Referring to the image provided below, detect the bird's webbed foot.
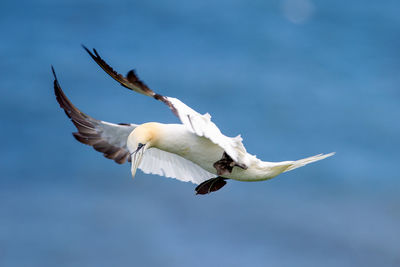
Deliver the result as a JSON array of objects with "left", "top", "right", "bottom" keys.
[
  {"left": 195, "top": 177, "right": 227, "bottom": 195},
  {"left": 213, "top": 152, "right": 247, "bottom": 176}
]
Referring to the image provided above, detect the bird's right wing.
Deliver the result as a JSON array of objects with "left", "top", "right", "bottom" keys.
[
  {"left": 53, "top": 67, "right": 137, "bottom": 164},
  {"left": 83, "top": 46, "right": 249, "bottom": 168},
  {"left": 139, "top": 148, "right": 215, "bottom": 184}
]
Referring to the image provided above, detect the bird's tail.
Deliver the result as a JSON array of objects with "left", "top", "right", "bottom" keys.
[{"left": 282, "top": 152, "right": 335, "bottom": 172}]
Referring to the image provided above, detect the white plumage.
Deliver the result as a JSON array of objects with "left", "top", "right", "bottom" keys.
[
  {"left": 139, "top": 147, "right": 215, "bottom": 184},
  {"left": 53, "top": 47, "right": 335, "bottom": 194},
  {"left": 167, "top": 97, "right": 248, "bottom": 165}
]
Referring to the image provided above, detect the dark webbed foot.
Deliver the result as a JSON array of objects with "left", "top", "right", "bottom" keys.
[
  {"left": 195, "top": 177, "right": 227, "bottom": 195},
  {"left": 213, "top": 152, "right": 247, "bottom": 175}
]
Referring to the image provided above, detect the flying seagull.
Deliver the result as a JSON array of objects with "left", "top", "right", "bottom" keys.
[{"left": 52, "top": 46, "right": 334, "bottom": 195}]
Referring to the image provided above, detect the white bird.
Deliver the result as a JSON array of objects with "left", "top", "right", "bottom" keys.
[{"left": 53, "top": 46, "right": 334, "bottom": 195}]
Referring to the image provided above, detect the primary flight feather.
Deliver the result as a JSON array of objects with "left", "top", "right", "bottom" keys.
[{"left": 53, "top": 46, "right": 334, "bottom": 195}]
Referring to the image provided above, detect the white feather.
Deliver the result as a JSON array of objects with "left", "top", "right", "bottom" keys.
[
  {"left": 138, "top": 147, "right": 215, "bottom": 184},
  {"left": 166, "top": 97, "right": 249, "bottom": 166}
]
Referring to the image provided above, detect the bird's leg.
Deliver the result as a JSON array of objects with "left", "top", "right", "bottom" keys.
[
  {"left": 213, "top": 152, "right": 247, "bottom": 175},
  {"left": 195, "top": 177, "right": 227, "bottom": 195}
]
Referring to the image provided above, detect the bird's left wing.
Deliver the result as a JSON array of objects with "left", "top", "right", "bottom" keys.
[
  {"left": 53, "top": 67, "right": 137, "bottom": 164},
  {"left": 83, "top": 46, "right": 249, "bottom": 167}
]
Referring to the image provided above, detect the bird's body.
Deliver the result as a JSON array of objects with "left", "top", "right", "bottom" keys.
[
  {"left": 130, "top": 122, "right": 332, "bottom": 183},
  {"left": 53, "top": 46, "right": 334, "bottom": 194},
  {"left": 132, "top": 123, "right": 224, "bottom": 175}
]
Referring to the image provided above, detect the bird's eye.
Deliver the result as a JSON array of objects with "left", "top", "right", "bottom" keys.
[{"left": 134, "top": 143, "right": 145, "bottom": 154}]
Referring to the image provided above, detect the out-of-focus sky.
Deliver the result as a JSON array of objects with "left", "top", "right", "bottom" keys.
[{"left": 1, "top": 0, "right": 399, "bottom": 266}]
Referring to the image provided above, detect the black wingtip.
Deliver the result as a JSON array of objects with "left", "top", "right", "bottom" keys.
[
  {"left": 81, "top": 44, "right": 92, "bottom": 54},
  {"left": 81, "top": 44, "right": 88, "bottom": 51},
  {"left": 51, "top": 65, "right": 57, "bottom": 79},
  {"left": 93, "top": 48, "right": 100, "bottom": 57},
  {"left": 82, "top": 44, "right": 97, "bottom": 59},
  {"left": 51, "top": 65, "right": 62, "bottom": 90}
]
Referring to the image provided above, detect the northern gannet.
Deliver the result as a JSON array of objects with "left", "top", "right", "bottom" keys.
[{"left": 52, "top": 46, "right": 334, "bottom": 195}]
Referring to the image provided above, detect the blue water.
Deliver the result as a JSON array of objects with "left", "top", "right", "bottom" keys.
[{"left": 1, "top": 0, "right": 399, "bottom": 266}]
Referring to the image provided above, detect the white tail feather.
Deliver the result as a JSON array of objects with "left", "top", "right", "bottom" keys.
[{"left": 283, "top": 152, "right": 335, "bottom": 172}]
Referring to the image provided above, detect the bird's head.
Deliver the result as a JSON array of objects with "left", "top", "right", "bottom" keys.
[{"left": 127, "top": 123, "right": 159, "bottom": 179}]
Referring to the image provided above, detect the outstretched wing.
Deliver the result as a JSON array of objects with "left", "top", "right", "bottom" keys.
[
  {"left": 83, "top": 46, "right": 249, "bottom": 167},
  {"left": 52, "top": 67, "right": 137, "bottom": 164},
  {"left": 139, "top": 148, "right": 215, "bottom": 184}
]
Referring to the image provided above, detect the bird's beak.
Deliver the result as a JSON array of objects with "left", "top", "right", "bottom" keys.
[{"left": 130, "top": 143, "right": 147, "bottom": 179}]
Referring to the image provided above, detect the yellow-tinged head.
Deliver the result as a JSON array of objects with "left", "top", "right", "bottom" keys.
[{"left": 127, "top": 122, "right": 161, "bottom": 179}]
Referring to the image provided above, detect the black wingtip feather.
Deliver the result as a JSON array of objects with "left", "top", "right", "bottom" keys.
[
  {"left": 53, "top": 66, "right": 131, "bottom": 165},
  {"left": 51, "top": 65, "right": 57, "bottom": 79},
  {"left": 82, "top": 45, "right": 100, "bottom": 59},
  {"left": 81, "top": 44, "right": 91, "bottom": 55},
  {"left": 82, "top": 45, "right": 100, "bottom": 62},
  {"left": 93, "top": 48, "right": 100, "bottom": 57},
  {"left": 51, "top": 66, "right": 61, "bottom": 93}
]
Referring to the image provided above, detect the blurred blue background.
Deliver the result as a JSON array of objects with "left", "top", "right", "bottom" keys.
[{"left": 1, "top": 0, "right": 399, "bottom": 266}]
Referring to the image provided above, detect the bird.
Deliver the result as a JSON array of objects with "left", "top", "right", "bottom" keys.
[{"left": 52, "top": 46, "right": 334, "bottom": 195}]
